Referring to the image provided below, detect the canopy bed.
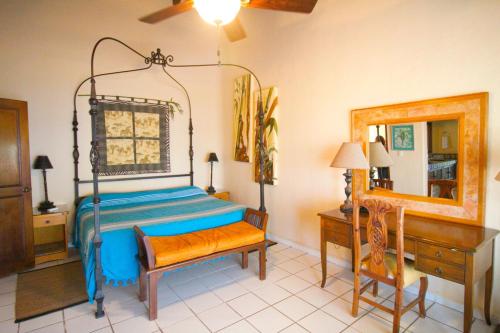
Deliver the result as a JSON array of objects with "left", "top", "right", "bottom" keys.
[{"left": 72, "top": 37, "right": 268, "bottom": 318}]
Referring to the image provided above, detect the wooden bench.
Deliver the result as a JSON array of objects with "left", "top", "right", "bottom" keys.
[{"left": 134, "top": 208, "right": 268, "bottom": 320}]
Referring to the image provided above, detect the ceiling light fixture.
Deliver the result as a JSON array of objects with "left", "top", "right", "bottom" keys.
[{"left": 194, "top": 0, "right": 241, "bottom": 26}]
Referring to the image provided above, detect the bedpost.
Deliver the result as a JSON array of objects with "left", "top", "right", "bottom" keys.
[
  {"left": 189, "top": 118, "right": 194, "bottom": 186},
  {"left": 89, "top": 75, "right": 105, "bottom": 318},
  {"left": 257, "top": 96, "right": 266, "bottom": 212},
  {"left": 73, "top": 108, "right": 80, "bottom": 206}
]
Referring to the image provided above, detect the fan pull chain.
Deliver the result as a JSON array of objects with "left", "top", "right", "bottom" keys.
[{"left": 217, "top": 23, "right": 221, "bottom": 65}]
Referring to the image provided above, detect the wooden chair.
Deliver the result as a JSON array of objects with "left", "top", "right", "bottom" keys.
[
  {"left": 352, "top": 199, "right": 428, "bottom": 333},
  {"left": 427, "top": 179, "right": 457, "bottom": 199},
  {"left": 373, "top": 178, "right": 394, "bottom": 190}
]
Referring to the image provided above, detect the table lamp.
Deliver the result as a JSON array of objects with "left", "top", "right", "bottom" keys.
[
  {"left": 369, "top": 141, "right": 393, "bottom": 190},
  {"left": 330, "top": 143, "right": 370, "bottom": 213},
  {"left": 33, "top": 155, "right": 56, "bottom": 212},
  {"left": 207, "top": 152, "right": 219, "bottom": 194}
]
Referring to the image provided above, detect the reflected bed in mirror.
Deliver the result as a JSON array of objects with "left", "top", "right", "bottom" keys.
[{"left": 368, "top": 119, "right": 459, "bottom": 200}]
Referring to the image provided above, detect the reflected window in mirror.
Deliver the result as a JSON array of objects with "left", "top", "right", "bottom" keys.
[{"left": 368, "top": 119, "right": 459, "bottom": 200}]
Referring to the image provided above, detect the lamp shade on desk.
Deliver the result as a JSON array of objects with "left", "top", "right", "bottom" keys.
[{"left": 330, "top": 143, "right": 369, "bottom": 170}]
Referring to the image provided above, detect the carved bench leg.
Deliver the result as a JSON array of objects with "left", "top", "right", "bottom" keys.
[
  {"left": 242, "top": 251, "right": 248, "bottom": 269},
  {"left": 139, "top": 265, "right": 147, "bottom": 302},
  {"left": 148, "top": 272, "right": 159, "bottom": 320},
  {"left": 259, "top": 244, "right": 266, "bottom": 280}
]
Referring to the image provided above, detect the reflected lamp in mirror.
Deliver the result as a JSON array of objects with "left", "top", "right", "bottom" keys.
[
  {"left": 330, "top": 143, "right": 369, "bottom": 213},
  {"left": 369, "top": 142, "right": 393, "bottom": 190}
]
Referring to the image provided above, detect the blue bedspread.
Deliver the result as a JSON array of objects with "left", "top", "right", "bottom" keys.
[{"left": 74, "top": 186, "right": 246, "bottom": 301}]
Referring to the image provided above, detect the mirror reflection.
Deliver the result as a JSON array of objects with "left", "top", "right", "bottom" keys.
[{"left": 368, "top": 120, "right": 459, "bottom": 200}]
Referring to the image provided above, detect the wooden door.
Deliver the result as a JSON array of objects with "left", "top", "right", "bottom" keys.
[{"left": 0, "top": 98, "right": 34, "bottom": 276}]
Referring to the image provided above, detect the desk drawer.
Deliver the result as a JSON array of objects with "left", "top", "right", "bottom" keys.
[
  {"left": 417, "top": 243, "right": 465, "bottom": 266},
  {"left": 33, "top": 214, "right": 66, "bottom": 228},
  {"left": 416, "top": 256, "right": 464, "bottom": 284},
  {"left": 323, "top": 220, "right": 351, "bottom": 247}
]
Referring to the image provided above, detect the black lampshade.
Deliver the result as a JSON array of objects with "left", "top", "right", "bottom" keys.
[
  {"left": 34, "top": 155, "right": 53, "bottom": 170},
  {"left": 208, "top": 152, "right": 219, "bottom": 163}
]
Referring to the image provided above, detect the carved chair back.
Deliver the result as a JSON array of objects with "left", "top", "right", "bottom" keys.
[
  {"left": 427, "top": 179, "right": 457, "bottom": 199},
  {"left": 353, "top": 199, "right": 405, "bottom": 283}
]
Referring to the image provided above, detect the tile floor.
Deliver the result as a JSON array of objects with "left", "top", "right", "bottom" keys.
[{"left": 0, "top": 243, "right": 495, "bottom": 333}]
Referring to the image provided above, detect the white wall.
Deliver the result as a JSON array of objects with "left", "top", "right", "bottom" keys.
[
  {"left": 221, "top": 0, "right": 500, "bottom": 320},
  {"left": 0, "top": 0, "right": 229, "bottom": 235},
  {"left": 389, "top": 122, "right": 428, "bottom": 196}
]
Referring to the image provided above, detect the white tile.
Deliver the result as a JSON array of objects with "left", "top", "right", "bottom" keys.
[
  {"left": 93, "top": 327, "right": 113, "bottom": 333},
  {"left": 212, "top": 282, "right": 248, "bottom": 302},
  {"left": 471, "top": 318, "right": 496, "bottom": 333},
  {"left": 0, "top": 275, "right": 17, "bottom": 294},
  {"left": 208, "top": 256, "right": 240, "bottom": 270},
  {"left": 64, "top": 301, "right": 97, "bottom": 320},
  {"left": 164, "top": 316, "right": 209, "bottom": 333},
  {"left": 103, "top": 284, "right": 139, "bottom": 310},
  {"left": 0, "top": 304, "right": 14, "bottom": 322},
  {"left": 198, "top": 271, "right": 234, "bottom": 290},
  {"left": 267, "top": 252, "right": 290, "bottom": 266},
  {"left": 407, "top": 316, "right": 461, "bottom": 333},
  {"left": 29, "top": 322, "right": 65, "bottom": 333},
  {"left": 198, "top": 303, "right": 241, "bottom": 332},
  {"left": 295, "top": 254, "right": 321, "bottom": 267},
  {"left": 223, "top": 265, "right": 255, "bottom": 281},
  {"left": 65, "top": 310, "right": 109, "bottom": 333},
  {"left": 155, "top": 287, "right": 181, "bottom": 309},
  {"left": 112, "top": 314, "right": 158, "bottom": 333},
  {"left": 342, "top": 327, "right": 362, "bottom": 333},
  {"left": 268, "top": 243, "right": 289, "bottom": 253},
  {"left": 334, "top": 268, "right": 363, "bottom": 285},
  {"left": 277, "top": 260, "right": 308, "bottom": 274},
  {"left": 171, "top": 279, "right": 209, "bottom": 300},
  {"left": 275, "top": 275, "right": 311, "bottom": 294},
  {"left": 296, "top": 285, "right": 336, "bottom": 308},
  {"left": 253, "top": 284, "right": 292, "bottom": 305},
  {"left": 371, "top": 299, "right": 419, "bottom": 329},
  {"left": 228, "top": 293, "right": 268, "bottom": 317},
  {"left": 274, "top": 296, "right": 316, "bottom": 321},
  {"left": 238, "top": 276, "right": 273, "bottom": 291},
  {"left": 426, "top": 303, "right": 463, "bottom": 331},
  {"left": 0, "top": 292, "right": 15, "bottom": 307},
  {"left": 295, "top": 267, "right": 325, "bottom": 284},
  {"left": 341, "top": 289, "right": 385, "bottom": 310},
  {"left": 280, "top": 248, "right": 306, "bottom": 259},
  {"left": 188, "top": 262, "right": 217, "bottom": 277},
  {"left": 184, "top": 291, "right": 222, "bottom": 313},
  {"left": 321, "top": 298, "right": 367, "bottom": 325},
  {"left": 247, "top": 307, "right": 293, "bottom": 333},
  {"left": 298, "top": 310, "right": 347, "bottom": 333},
  {"left": 266, "top": 266, "right": 290, "bottom": 282},
  {"left": 164, "top": 268, "right": 199, "bottom": 287},
  {"left": 320, "top": 277, "right": 353, "bottom": 296},
  {"left": 0, "top": 320, "right": 18, "bottom": 333},
  {"left": 19, "top": 311, "right": 63, "bottom": 333},
  {"left": 219, "top": 320, "right": 259, "bottom": 333},
  {"left": 312, "top": 262, "right": 344, "bottom": 276},
  {"left": 385, "top": 290, "right": 433, "bottom": 311},
  {"left": 279, "top": 323, "right": 309, "bottom": 333},
  {"left": 351, "top": 313, "right": 394, "bottom": 333},
  {"left": 375, "top": 282, "right": 396, "bottom": 299},
  {"left": 155, "top": 301, "right": 194, "bottom": 329},
  {"left": 107, "top": 300, "right": 146, "bottom": 324}
]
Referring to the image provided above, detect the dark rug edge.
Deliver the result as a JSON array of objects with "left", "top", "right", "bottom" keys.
[{"left": 15, "top": 299, "right": 88, "bottom": 323}]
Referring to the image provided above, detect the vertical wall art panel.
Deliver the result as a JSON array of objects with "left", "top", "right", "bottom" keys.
[
  {"left": 254, "top": 87, "right": 279, "bottom": 185},
  {"left": 232, "top": 74, "right": 254, "bottom": 162}
]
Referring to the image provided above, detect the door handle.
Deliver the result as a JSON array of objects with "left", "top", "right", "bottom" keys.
[{"left": 23, "top": 187, "right": 31, "bottom": 193}]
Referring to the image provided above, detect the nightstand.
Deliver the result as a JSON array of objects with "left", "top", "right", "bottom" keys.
[
  {"left": 209, "top": 191, "right": 230, "bottom": 201},
  {"left": 32, "top": 207, "right": 69, "bottom": 264}
]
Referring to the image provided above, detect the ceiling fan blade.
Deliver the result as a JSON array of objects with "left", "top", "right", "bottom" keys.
[
  {"left": 244, "top": 0, "right": 318, "bottom": 13},
  {"left": 139, "top": 0, "right": 194, "bottom": 24},
  {"left": 223, "top": 17, "right": 247, "bottom": 42}
]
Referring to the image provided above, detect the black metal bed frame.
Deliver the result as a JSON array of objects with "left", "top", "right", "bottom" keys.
[{"left": 73, "top": 37, "right": 266, "bottom": 318}]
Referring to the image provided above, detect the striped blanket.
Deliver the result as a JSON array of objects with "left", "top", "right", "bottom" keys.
[{"left": 74, "top": 186, "right": 246, "bottom": 301}]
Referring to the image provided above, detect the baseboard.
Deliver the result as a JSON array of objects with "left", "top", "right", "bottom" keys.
[{"left": 268, "top": 233, "right": 500, "bottom": 325}]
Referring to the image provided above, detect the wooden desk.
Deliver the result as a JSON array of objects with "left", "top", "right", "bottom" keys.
[{"left": 319, "top": 209, "right": 498, "bottom": 333}]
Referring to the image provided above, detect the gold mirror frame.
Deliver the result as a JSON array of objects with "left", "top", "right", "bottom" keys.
[{"left": 351, "top": 93, "right": 488, "bottom": 225}]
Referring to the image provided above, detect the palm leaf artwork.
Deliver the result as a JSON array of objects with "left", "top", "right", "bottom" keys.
[
  {"left": 232, "top": 74, "right": 253, "bottom": 162},
  {"left": 254, "top": 87, "right": 279, "bottom": 185}
]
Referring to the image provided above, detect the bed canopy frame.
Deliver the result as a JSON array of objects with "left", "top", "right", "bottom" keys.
[{"left": 73, "top": 37, "right": 267, "bottom": 318}]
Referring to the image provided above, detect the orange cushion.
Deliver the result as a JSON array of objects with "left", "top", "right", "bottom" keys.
[{"left": 149, "top": 221, "right": 265, "bottom": 268}]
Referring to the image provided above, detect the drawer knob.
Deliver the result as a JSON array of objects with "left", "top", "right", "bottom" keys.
[
  {"left": 435, "top": 267, "right": 443, "bottom": 275},
  {"left": 45, "top": 220, "right": 50, "bottom": 224},
  {"left": 435, "top": 251, "right": 442, "bottom": 258}
]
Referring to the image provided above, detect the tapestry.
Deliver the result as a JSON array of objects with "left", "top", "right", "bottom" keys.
[
  {"left": 96, "top": 101, "right": 170, "bottom": 175},
  {"left": 232, "top": 74, "right": 253, "bottom": 162},
  {"left": 254, "top": 87, "right": 279, "bottom": 185}
]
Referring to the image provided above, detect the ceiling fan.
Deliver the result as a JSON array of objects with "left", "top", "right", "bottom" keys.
[{"left": 139, "top": 0, "right": 318, "bottom": 42}]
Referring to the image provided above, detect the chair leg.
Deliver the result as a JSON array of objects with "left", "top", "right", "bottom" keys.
[
  {"left": 242, "top": 251, "right": 249, "bottom": 269},
  {"left": 418, "top": 276, "right": 428, "bottom": 318},
  {"left": 352, "top": 273, "right": 360, "bottom": 317},
  {"left": 139, "top": 265, "right": 147, "bottom": 302},
  {"left": 148, "top": 272, "right": 159, "bottom": 320},
  {"left": 372, "top": 280, "right": 379, "bottom": 297},
  {"left": 259, "top": 245, "right": 266, "bottom": 280},
  {"left": 393, "top": 286, "right": 403, "bottom": 333}
]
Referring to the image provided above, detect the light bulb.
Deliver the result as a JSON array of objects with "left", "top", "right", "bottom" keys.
[{"left": 194, "top": 0, "right": 241, "bottom": 26}]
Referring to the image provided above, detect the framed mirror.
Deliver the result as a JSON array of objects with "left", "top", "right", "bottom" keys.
[{"left": 351, "top": 93, "right": 487, "bottom": 225}]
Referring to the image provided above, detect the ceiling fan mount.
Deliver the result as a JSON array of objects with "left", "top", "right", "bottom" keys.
[{"left": 139, "top": 0, "right": 318, "bottom": 42}]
